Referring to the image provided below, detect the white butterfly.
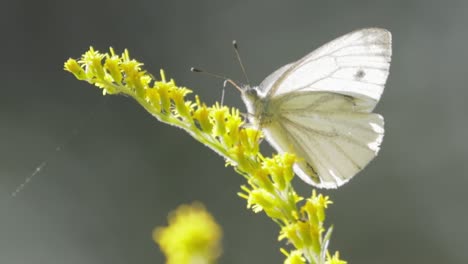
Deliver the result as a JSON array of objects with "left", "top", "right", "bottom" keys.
[{"left": 241, "top": 28, "right": 392, "bottom": 188}]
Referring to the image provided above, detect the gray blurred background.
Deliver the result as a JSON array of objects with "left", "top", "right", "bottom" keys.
[{"left": 1, "top": 0, "right": 467, "bottom": 263}]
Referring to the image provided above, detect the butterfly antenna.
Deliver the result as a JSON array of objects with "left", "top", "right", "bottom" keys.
[
  {"left": 220, "top": 80, "right": 227, "bottom": 105},
  {"left": 190, "top": 67, "right": 243, "bottom": 93},
  {"left": 232, "top": 40, "right": 250, "bottom": 86}
]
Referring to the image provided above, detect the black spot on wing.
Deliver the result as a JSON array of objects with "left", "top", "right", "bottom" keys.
[{"left": 354, "top": 69, "right": 366, "bottom": 80}]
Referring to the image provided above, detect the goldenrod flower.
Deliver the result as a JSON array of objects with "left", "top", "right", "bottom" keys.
[
  {"left": 154, "top": 203, "right": 222, "bottom": 264},
  {"left": 65, "top": 47, "right": 345, "bottom": 264}
]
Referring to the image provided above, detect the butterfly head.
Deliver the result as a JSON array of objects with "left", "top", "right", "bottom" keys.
[{"left": 240, "top": 85, "right": 267, "bottom": 125}]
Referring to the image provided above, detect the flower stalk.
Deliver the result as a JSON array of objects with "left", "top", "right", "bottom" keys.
[{"left": 64, "top": 47, "right": 346, "bottom": 264}]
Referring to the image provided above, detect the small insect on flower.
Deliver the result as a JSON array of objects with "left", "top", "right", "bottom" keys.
[{"left": 237, "top": 28, "right": 392, "bottom": 188}]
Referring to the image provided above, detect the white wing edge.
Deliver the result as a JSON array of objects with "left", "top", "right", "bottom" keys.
[{"left": 259, "top": 28, "right": 392, "bottom": 111}]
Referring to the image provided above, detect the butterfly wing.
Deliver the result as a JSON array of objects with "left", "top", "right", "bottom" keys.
[
  {"left": 263, "top": 92, "right": 384, "bottom": 188},
  {"left": 257, "top": 28, "right": 391, "bottom": 187},
  {"left": 259, "top": 28, "right": 392, "bottom": 112}
]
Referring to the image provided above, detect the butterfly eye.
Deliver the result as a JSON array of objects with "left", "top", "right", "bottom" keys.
[{"left": 245, "top": 87, "right": 258, "bottom": 97}]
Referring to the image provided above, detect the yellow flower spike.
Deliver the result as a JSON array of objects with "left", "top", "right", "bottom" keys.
[
  {"left": 249, "top": 189, "right": 290, "bottom": 220},
  {"left": 282, "top": 249, "right": 306, "bottom": 264},
  {"left": 140, "top": 74, "right": 152, "bottom": 87},
  {"left": 297, "top": 221, "right": 316, "bottom": 251},
  {"left": 81, "top": 47, "right": 106, "bottom": 80},
  {"left": 104, "top": 53, "right": 123, "bottom": 84},
  {"left": 308, "top": 225, "right": 322, "bottom": 255},
  {"left": 228, "top": 145, "right": 251, "bottom": 171},
  {"left": 144, "top": 88, "right": 162, "bottom": 112},
  {"left": 302, "top": 199, "right": 320, "bottom": 227},
  {"left": 210, "top": 103, "right": 228, "bottom": 138},
  {"left": 156, "top": 82, "right": 172, "bottom": 114},
  {"left": 120, "top": 60, "right": 138, "bottom": 80},
  {"left": 171, "top": 88, "right": 193, "bottom": 120},
  {"left": 238, "top": 127, "right": 261, "bottom": 156},
  {"left": 280, "top": 220, "right": 322, "bottom": 258},
  {"left": 248, "top": 189, "right": 278, "bottom": 215},
  {"left": 279, "top": 153, "right": 296, "bottom": 183},
  {"left": 304, "top": 191, "right": 333, "bottom": 224},
  {"left": 263, "top": 156, "right": 286, "bottom": 189},
  {"left": 248, "top": 189, "right": 273, "bottom": 209},
  {"left": 325, "top": 252, "right": 347, "bottom": 264},
  {"left": 223, "top": 111, "right": 243, "bottom": 148},
  {"left": 64, "top": 58, "right": 87, "bottom": 80},
  {"left": 65, "top": 47, "right": 343, "bottom": 264},
  {"left": 279, "top": 223, "right": 304, "bottom": 249},
  {"left": 251, "top": 168, "right": 275, "bottom": 192},
  {"left": 121, "top": 60, "right": 146, "bottom": 96},
  {"left": 154, "top": 202, "right": 222, "bottom": 264},
  {"left": 194, "top": 106, "right": 213, "bottom": 133}
]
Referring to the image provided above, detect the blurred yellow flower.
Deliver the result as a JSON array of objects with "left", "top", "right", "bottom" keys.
[{"left": 153, "top": 203, "right": 222, "bottom": 264}]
